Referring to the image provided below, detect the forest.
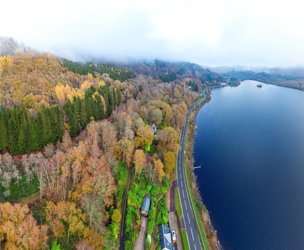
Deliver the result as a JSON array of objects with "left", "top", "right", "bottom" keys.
[
  {"left": 62, "top": 59, "right": 136, "bottom": 82},
  {"left": 0, "top": 48, "right": 209, "bottom": 249}
]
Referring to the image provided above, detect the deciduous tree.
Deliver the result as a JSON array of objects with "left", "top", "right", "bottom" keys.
[
  {"left": 134, "top": 125, "right": 154, "bottom": 149},
  {"left": 116, "top": 137, "right": 134, "bottom": 167},
  {"left": 156, "top": 127, "right": 179, "bottom": 153},
  {"left": 134, "top": 149, "right": 145, "bottom": 176},
  {"left": 0, "top": 202, "right": 48, "bottom": 250},
  {"left": 154, "top": 159, "right": 165, "bottom": 183},
  {"left": 164, "top": 151, "right": 176, "bottom": 175}
]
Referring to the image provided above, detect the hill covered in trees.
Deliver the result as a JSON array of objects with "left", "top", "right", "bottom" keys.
[
  {"left": 220, "top": 69, "right": 304, "bottom": 91},
  {"left": 0, "top": 38, "right": 220, "bottom": 249},
  {"left": 124, "top": 59, "right": 225, "bottom": 86},
  {"left": 62, "top": 59, "right": 136, "bottom": 82}
]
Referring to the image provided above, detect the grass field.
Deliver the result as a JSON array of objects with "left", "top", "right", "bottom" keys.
[
  {"left": 175, "top": 188, "right": 182, "bottom": 218},
  {"left": 181, "top": 229, "right": 190, "bottom": 250}
]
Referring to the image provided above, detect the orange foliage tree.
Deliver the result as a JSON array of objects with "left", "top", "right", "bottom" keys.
[{"left": 0, "top": 202, "right": 48, "bottom": 250}]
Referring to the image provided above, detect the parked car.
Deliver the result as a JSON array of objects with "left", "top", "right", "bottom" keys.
[{"left": 171, "top": 230, "right": 177, "bottom": 243}]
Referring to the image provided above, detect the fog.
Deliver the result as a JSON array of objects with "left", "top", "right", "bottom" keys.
[{"left": 1, "top": 0, "right": 304, "bottom": 67}]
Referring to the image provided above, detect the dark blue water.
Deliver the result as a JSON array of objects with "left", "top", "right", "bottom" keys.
[{"left": 194, "top": 81, "right": 304, "bottom": 250}]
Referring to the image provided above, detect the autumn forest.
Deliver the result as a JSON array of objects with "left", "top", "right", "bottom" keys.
[{"left": 0, "top": 38, "right": 222, "bottom": 250}]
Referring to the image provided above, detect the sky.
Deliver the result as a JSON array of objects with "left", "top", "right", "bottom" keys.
[{"left": 0, "top": 0, "right": 304, "bottom": 67}]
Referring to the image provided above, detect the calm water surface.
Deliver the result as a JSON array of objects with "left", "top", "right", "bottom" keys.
[{"left": 194, "top": 81, "right": 304, "bottom": 250}]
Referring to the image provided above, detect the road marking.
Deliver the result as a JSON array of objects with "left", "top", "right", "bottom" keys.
[
  {"left": 184, "top": 201, "right": 188, "bottom": 210},
  {"left": 187, "top": 213, "right": 191, "bottom": 224},
  {"left": 182, "top": 189, "right": 185, "bottom": 197},
  {"left": 190, "top": 227, "right": 194, "bottom": 240}
]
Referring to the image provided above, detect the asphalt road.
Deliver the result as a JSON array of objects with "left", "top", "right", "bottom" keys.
[{"left": 177, "top": 97, "right": 205, "bottom": 250}]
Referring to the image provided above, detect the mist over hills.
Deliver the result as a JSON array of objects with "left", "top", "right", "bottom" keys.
[
  {"left": 218, "top": 68, "right": 304, "bottom": 91},
  {"left": 1, "top": 37, "right": 304, "bottom": 91},
  {"left": 0, "top": 37, "right": 30, "bottom": 55}
]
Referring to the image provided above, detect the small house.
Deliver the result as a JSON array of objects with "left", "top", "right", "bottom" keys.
[
  {"left": 141, "top": 194, "right": 151, "bottom": 216},
  {"left": 158, "top": 224, "right": 173, "bottom": 250}
]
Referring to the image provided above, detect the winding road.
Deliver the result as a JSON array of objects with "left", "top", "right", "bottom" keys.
[{"left": 176, "top": 96, "right": 208, "bottom": 250}]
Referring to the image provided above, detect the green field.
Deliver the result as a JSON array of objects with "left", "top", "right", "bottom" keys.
[
  {"left": 175, "top": 188, "right": 182, "bottom": 218},
  {"left": 181, "top": 229, "right": 190, "bottom": 250}
]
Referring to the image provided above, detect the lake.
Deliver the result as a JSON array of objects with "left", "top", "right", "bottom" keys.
[{"left": 194, "top": 80, "right": 304, "bottom": 250}]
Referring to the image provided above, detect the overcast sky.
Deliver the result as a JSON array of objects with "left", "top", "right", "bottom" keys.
[{"left": 1, "top": 0, "right": 304, "bottom": 67}]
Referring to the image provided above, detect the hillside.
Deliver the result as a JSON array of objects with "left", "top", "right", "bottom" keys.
[
  {"left": 221, "top": 69, "right": 304, "bottom": 91},
  {"left": 0, "top": 40, "right": 220, "bottom": 249},
  {"left": 124, "top": 59, "right": 225, "bottom": 86},
  {"left": 0, "top": 54, "right": 85, "bottom": 107}
]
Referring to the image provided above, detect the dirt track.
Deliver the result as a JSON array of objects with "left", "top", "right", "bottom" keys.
[
  {"left": 169, "top": 212, "right": 183, "bottom": 250},
  {"left": 134, "top": 217, "right": 148, "bottom": 250}
]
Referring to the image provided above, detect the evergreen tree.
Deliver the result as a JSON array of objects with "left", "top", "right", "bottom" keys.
[
  {"left": 117, "top": 89, "right": 122, "bottom": 105},
  {"left": 108, "top": 88, "right": 115, "bottom": 108},
  {"left": 8, "top": 119, "right": 18, "bottom": 155},
  {"left": 0, "top": 104, "right": 65, "bottom": 154},
  {"left": 0, "top": 113, "right": 8, "bottom": 152},
  {"left": 95, "top": 95, "right": 104, "bottom": 120},
  {"left": 80, "top": 101, "right": 88, "bottom": 129},
  {"left": 40, "top": 108, "right": 53, "bottom": 145},
  {"left": 85, "top": 97, "right": 93, "bottom": 121},
  {"left": 17, "top": 124, "right": 27, "bottom": 154},
  {"left": 74, "top": 97, "right": 81, "bottom": 128},
  {"left": 29, "top": 120, "right": 41, "bottom": 151}
]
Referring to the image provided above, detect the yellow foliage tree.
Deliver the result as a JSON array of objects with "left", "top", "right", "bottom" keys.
[
  {"left": 80, "top": 80, "right": 92, "bottom": 91},
  {"left": 98, "top": 80, "right": 105, "bottom": 87},
  {"left": 46, "top": 201, "right": 86, "bottom": 238},
  {"left": 164, "top": 151, "right": 176, "bottom": 175},
  {"left": 112, "top": 209, "right": 122, "bottom": 224},
  {"left": 54, "top": 83, "right": 70, "bottom": 102},
  {"left": 134, "top": 149, "right": 145, "bottom": 176},
  {"left": 134, "top": 125, "right": 154, "bottom": 149},
  {"left": 117, "top": 137, "right": 134, "bottom": 166},
  {"left": 154, "top": 159, "right": 165, "bottom": 183},
  {"left": 55, "top": 83, "right": 85, "bottom": 102}
]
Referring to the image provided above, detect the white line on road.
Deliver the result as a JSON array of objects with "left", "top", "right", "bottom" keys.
[
  {"left": 184, "top": 200, "right": 188, "bottom": 210},
  {"left": 190, "top": 227, "right": 194, "bottom": 241},
  {"left": 187, "top": 213, "right": 191, "bottom": 224}
]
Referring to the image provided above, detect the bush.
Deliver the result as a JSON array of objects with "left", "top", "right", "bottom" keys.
[
  {"left": 147, "top": 201, "right": 155, "bottom": 234},
  {"left": 51, "top": 240, "right": 61, "bottom": 250},
  {"left": 156, "top": 198, "right": 168, "bottom": 225}
]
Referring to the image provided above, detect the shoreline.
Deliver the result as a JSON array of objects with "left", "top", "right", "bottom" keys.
[{"left": 185, "top": 93, "right": 221, "bottom": 249}]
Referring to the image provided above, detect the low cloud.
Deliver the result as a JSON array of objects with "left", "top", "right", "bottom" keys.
[{"left": 1, "top": 0, "right": 303, "bottom": 66}]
